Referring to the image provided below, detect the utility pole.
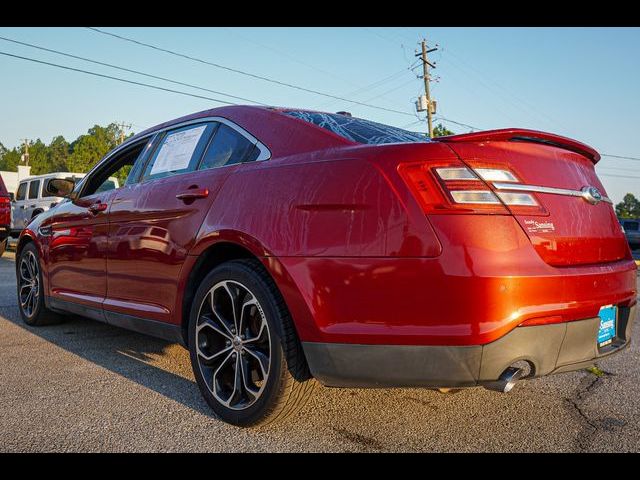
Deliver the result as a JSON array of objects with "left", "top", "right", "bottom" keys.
[
  {"left": 416, "top": 39, "right": 438, "bottom": 138},
  {"left": 116, "top": 122, "right": 132, "bottom": 145},
  {"left": 21, "top": 139, "right": 29, "bottom": 166}
]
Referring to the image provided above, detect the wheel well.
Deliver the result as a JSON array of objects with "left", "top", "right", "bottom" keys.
[
  {"left": 16, "top": 235, "right": 33, "bottom": 258},
  {"left": 31, "top": 209, "right": 44, "bottom": 219},
  {"left": 180, "top": 242, "right": 255, "bottom": 345}
]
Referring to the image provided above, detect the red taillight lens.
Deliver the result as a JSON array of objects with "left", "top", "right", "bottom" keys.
[
  {"left": 0, "top": 196, "right": 10, "bottom": 224},
  {"left": 398, "top": 162, "right": 508, "bottom": 214},
  {"left": 398, "top": 162, "right": 548, "bottom": 216}
]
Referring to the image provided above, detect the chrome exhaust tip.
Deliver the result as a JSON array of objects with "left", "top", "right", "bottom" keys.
[{"left": 483, "top": 366, "right": 526, "bottom": 393}]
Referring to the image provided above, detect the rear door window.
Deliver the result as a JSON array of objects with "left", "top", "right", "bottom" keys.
[
  {"left": 28, "top": 180, "right": 40, "bottom": 200},
  {"left": 16, "top": 183, "right": 27, "bottom": 201},
  {"left": 142, "top": 123, "right": 214, "bottom": 181}
]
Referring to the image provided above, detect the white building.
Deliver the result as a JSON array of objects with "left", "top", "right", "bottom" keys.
[{"left": 0, "top": 165, "right": 32, "bottom": 195}]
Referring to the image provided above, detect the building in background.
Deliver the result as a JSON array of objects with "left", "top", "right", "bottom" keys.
[{"left": 0, "top": 165, "right": 32, "bottom": 196}]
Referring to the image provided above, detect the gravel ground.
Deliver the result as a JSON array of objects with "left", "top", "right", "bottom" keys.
[{"left": 1, "top": 248, "right": 639, "bottom": 452}]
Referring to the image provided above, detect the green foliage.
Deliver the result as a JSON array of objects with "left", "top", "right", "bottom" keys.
[
  {"left": 432, "top": 123, "right": 455, "bottom": 138},
  {"left": 615, "top": 193, "right": 640, "bottom": 219},
  {"left": 67, "top": 124, "right": 120, "bottom": 174},
  {"left": 0, "top": 123, "right": 125, "bottom": 177}
]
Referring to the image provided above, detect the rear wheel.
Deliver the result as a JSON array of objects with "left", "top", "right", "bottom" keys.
[
  {"left": 17, "top": 242, "right": 63, "bottom": 326},
  {"left": 188, "top": 259, "right": 315, "bottom": 427}
]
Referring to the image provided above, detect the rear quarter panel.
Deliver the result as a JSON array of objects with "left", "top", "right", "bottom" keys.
[{"left": 187, "top": 143, "right": 455, "bottom": 340}]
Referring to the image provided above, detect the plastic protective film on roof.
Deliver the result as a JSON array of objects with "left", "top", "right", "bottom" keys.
[{"left": 285, "top": 111, "right": 430, "bottom": 145}]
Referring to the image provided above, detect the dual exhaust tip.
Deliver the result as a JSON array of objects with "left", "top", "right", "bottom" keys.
[{"left": 483, "top": 366, "right": 527, "bottom": 393}]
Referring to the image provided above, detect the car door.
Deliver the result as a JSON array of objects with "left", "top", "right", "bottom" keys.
[
  {"left": 46, "top": 139, "right": 152, "bottom": 315},
  {"left": 105, "top": 120, "right": 261, "bottom": 325},
  {"left": 25, "top": 179, "right": 41, "bottom": 224},
  {"left": 12, "top": 181, "right": 28, "bottom": 230}
]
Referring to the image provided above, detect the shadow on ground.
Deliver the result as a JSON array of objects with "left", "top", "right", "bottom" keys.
[{"left": 0, "top": 253, "right": 211, "bottom": 416}]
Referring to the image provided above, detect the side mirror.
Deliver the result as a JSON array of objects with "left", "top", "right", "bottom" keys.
[{"left": 46, "top": 178, "right": 76, "bottom": 198}]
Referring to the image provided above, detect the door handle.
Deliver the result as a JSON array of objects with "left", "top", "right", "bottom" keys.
[
  {"left": 176, "top": 188, "right": 209, "bottom": 201},
  {"left": 88, "top": 202, "right": 108, "bottom": 214}
]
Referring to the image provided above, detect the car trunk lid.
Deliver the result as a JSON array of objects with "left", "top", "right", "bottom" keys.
[{"left": 436, "top": 129, "right": 628, "bottom": 266}]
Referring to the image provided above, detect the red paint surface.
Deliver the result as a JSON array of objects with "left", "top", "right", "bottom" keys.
[{"left": 18, "top": 106, "right": 638, "bottom": 348}]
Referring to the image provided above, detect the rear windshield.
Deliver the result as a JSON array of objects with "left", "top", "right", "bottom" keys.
[{"left": 285, "top": 111, "right": 429, "bottom": 145}]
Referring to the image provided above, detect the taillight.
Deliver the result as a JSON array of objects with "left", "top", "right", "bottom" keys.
[{"left": 398, "top": 163, "right": 547, "bottom": 215}]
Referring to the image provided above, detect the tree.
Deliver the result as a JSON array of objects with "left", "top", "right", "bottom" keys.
[
  {"left": 432, "top": 123, "right": 455, "bottom": 138},
  {"left": 615, "top": 193, "right": 640, "bottom": 219},
  {"left": 67, "top": 124, "right": 120, "bottom": 173},
  {"left": 27, "top": 139, "right": 52, "bottom": 175},
  {"left": 47, "top": 136, "right": 70, "bottom": 173}
]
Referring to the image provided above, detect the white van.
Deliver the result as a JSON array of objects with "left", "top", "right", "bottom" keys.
[{"left": 10, "top": 172, "right": 119, "bottom": 236}]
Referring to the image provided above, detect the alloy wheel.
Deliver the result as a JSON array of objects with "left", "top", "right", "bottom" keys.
[
  {"left": 19, "top": 250, "right": 40, "bottom": 318},
  {"left": 195, "top": 280, "right": 271, "bottom": 411}
]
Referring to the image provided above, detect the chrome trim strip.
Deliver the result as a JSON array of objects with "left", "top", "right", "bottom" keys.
[{"left": 492, "top": 182, "right": 613, "bottom": 204}]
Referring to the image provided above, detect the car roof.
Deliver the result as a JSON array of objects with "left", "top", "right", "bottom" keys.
[{"left": 123, "top": 105, "right": 354, "bottom": 158}]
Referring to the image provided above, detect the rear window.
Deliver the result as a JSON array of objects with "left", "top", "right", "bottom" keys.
[
  {"left": 284, "top": 111, "right": 429, "bottom": 145},
  {"left": 623, "top": 221, "right": 639, "bottom": 231}
]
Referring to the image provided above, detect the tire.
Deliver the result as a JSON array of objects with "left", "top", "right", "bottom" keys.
[
  {"left": 188, "top": 258, "right": 315, "bottom": 427},
  {"left": 0, "top": 238, "right": 6, "bottom": 257},
  {"left": 17, "top": 242, "right": 63, "bottom": 326}
]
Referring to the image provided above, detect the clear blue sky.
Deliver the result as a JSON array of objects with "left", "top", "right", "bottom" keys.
[{"left": 1, "top": 27, "right": 638, "bottom": 203}]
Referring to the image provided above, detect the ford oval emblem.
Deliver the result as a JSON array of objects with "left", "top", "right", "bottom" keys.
[{"left": 581, "top": 186, "right": 603, "bottom": 205}]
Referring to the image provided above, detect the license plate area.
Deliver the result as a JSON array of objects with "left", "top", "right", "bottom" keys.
[{"left": 597, "top": 305, "right": 617, "bottom": 349}]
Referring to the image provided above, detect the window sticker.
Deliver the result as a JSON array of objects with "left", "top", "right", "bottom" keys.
[{"left": 150, "top": 125, "right": 207, "bottom": 175}]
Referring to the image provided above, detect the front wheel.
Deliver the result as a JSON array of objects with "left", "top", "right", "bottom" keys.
[
  {"left": 188, "top": 259, "right": 315, "bottom": 427},
  {"left": 17, "top": 242, "right": 63, "bottom": 326}
]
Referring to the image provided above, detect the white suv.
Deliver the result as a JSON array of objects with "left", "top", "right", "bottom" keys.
[{"left": 10, "top": 172, "right": 119, "bottom": 236}]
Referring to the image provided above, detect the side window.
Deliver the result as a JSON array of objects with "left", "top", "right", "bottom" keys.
[
  {"left": 80, "top": 140, "right": 150, "bottom": 198},
  {"left": 16, "top": 183, "right": 27, "bottom": 201},
  {"left": 28, "top": 180, "right": 40, "bottom": 200},
  {"left": 142, "top": 123, "right": 213, "bottom": 181},
  {"left": 199, "top": 123, "right": 257, "bottom": 170}
]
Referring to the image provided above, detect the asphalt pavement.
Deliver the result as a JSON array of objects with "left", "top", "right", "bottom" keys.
[{"left": 1, "top": 247, "right": 639, "bottom": 452}]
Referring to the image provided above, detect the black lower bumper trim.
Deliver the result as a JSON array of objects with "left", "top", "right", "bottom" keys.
[{"left": 302, "top": 304, "right": 636, "bottom": 388}]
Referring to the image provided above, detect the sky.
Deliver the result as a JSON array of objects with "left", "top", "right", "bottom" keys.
[{"left": 0, "top": 27, "right": 638, "bottom": 203}]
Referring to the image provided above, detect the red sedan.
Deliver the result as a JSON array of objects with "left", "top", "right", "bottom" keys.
[{"left": 16, "top": 106, "right": 638, "bottom": 426}]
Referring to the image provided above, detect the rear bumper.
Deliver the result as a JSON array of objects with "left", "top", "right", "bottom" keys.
[{"left": 303, "top": 304, "right": 636, "bottom": 388}]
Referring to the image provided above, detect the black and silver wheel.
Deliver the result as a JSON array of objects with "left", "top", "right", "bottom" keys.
[
  {"left": 188, "top": 259, "right": 315, "bottom": 427},
  {"left": 17, "top": 242, "right": 62, "bottom": 326}
]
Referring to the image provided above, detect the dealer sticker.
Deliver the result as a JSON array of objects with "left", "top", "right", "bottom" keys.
[{"left": 523, "top": 219, "right": 556, "bottom": 233}]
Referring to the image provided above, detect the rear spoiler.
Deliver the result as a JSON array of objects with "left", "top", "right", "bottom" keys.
[{"left": 434, "top": 128, "right": 600, "bottom": 164}]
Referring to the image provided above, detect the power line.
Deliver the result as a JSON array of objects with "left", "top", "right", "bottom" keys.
[
  {"left": 599, "top": 173, "right": 640, "bottom": 179},
  {"left": 601, "top": 154, "right": 640, "bottom": 162},
  {"left": 440, "top": 46, "right": 571, "bottom": 134},
  {"left": 86, "top": 27, "right": 416, "bottom": 118},
  {"left": 314, "top": 60, "right": 420, "bottom": 110},
  {"left": 0, "top": 50, "right": 238, "bottom": 106},
  {"left": 221, "top": 27, "right": 361, "bottom": 88},
  {"left": 434, "top": 116, "right": 483, "bottom": 131},
  {"left": 0, "top": 35, "right": 267, "bottom": 106}
]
